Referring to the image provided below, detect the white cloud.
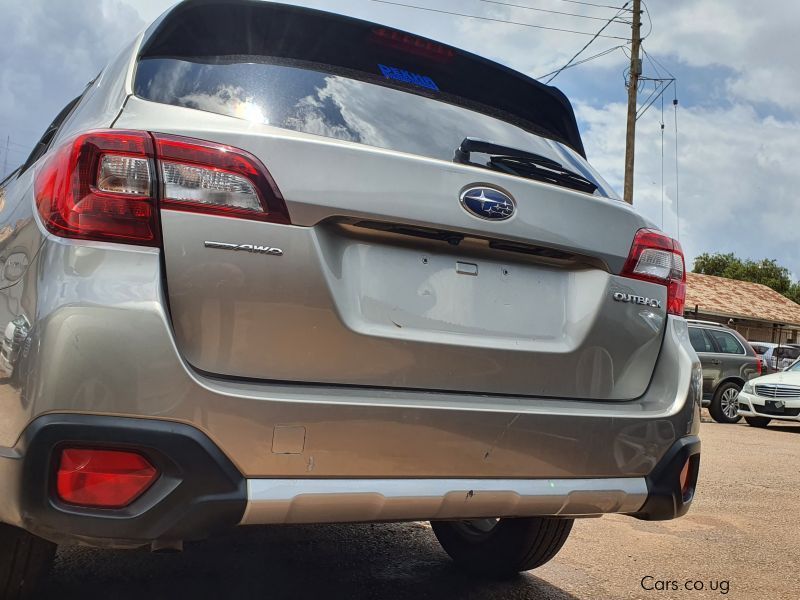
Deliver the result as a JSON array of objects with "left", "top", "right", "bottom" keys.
[
  {"left": 643, "top": 0, "right": 798, "bottom": 111},
  {"left": 0, "top": 0, "right": 146, "bottom": 167},
  {"left": 578, "top": 100, "right": 800, "bottom": 272},
  {"left": 2, "top": 0, "right": 800, "bottom": 277}
]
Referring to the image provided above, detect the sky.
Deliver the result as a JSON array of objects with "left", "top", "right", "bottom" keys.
[{"left": 0, "top": 0, "right": 797, "bottom": 275}]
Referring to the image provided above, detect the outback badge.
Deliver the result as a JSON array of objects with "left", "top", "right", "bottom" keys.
[{"left": 613, "top": 292, "right": 662, "bottom": 309}]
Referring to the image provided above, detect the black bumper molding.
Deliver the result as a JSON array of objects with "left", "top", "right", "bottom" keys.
[
  {"left": 14, "top": 414, "right": 246, "bottom": 547},
  {"left": 633, "top": 435, "right": 701, "bottom": 521}
]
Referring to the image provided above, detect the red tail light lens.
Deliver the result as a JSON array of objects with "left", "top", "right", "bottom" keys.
[
  {"left": 621, "top": 228, "right": 686, "bottom": 316},
  {"left": 35, "top": 131, "right": 158, "bottom": 245},
  {"left": 34, "top": 130, "right": 290, "bottom": 246},
  {"left": 152, "top": 133, "right": 290, "bottom": 223},
  {"left": 56, "top": 448, "right": 159, "bottom": 508}
]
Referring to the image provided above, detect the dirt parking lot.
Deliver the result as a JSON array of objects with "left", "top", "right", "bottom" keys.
[{"left": 40, "top": 418, "right": 800, "bottom": 600}]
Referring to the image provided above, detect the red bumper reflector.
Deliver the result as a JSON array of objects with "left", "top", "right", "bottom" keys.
[
  {"left": 679, "top": 456, "right": 697, "bottom": 501},
  {"left": 56, "top": 448, "right": 159, "bottom": 508}
]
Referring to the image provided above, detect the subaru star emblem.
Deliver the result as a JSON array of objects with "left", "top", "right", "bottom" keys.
[{"left": 460, "top": 186, "right": 515, "bottom": 221}]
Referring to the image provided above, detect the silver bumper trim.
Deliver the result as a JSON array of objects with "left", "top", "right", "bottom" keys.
[{"left": 240, "top": 477, "right": 649, "bottom": 524}]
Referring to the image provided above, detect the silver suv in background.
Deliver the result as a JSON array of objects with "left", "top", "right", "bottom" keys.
[
  {"left": 687, "top": 320, "right": 761, "bottom": 423},
  {"left": 0, "top": 1, "right": 701, "bottom": 596},
  {"left": 748, "top": 342, "right": 800, "bottom": 373}
]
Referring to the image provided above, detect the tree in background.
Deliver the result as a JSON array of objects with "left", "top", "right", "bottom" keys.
[{"left": 693, "top": 253, "right": 800, "bottom": 304}]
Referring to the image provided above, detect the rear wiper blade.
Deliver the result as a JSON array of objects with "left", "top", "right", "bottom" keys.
[{"left": 453, "top": 137, "right": 597, "bottom": 194}]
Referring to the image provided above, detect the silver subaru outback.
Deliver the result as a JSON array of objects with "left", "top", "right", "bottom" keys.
[{"left": 0, "top": 0, "right": 701, "bottom": 595}]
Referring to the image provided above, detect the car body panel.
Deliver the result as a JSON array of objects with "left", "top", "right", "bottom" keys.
[
  {"left": 116, "top": 98, "right": 668, "bottom": 399},
  {"left": 0, "top": 0, "right": 701, "bottom": 544},
  {"left": 0, "top": 233, "right": 699, "bottom": 480}
]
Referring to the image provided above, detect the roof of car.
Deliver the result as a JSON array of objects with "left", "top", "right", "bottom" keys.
[{"left": 686, "top": 319, "right": 731, "bottom": 328}]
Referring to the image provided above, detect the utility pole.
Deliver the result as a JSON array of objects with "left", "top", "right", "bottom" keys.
[
  {"left": 623, "top": 0, "right": 642, "bottom": 204},
  {"left": 2, "top": 136, "right": 9, "bottom": 179}
]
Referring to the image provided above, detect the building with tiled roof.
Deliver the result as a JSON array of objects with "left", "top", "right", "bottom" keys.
[{"left": 685, "top": 272, "right": 800, "bottom": 344}]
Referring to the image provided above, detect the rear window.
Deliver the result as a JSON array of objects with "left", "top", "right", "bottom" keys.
[
  {"left": 134, "top": 0, "right": 614, "bottom": 198},
  {"left": 774, "top": 347, "right": 800, "bottom": 360},
  {"left": 689, "top": 327, "right": 714, "bottom": 353},
  {"left": 134, "top": 59, "right": 612, "bottom": 197},
  {"left": 706, "top": 330, "right": 745, "bottom": 355}
]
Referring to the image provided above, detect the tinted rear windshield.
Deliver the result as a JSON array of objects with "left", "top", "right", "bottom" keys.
[
  {"left": 136, "top": 0, "right": 613, "bottom": 196},
  {"left": 135, "top": 58, "right": 613, "bottom": 197}
]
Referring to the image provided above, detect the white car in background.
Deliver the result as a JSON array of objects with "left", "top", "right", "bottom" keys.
[{"left": 738, "top": 360, "right": 800, "bottom": 426}]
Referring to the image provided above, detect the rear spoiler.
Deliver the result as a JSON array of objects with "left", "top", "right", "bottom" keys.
[{"left": 139, "top": 0, "right": 587, "bottom": 157}]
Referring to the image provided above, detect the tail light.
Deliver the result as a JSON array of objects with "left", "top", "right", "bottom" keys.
[
  {"left": 34, "top": 131, "right": 158, "bottom": 245},
  {"left": 152, "top": 133, "right": 289, "bottom": 223},
  {"left": 34, "top": 130, "right": 289, "bottom": 245},
  {"left": 755, "top": 356, "right": 763, "bottom": 375},
  {"left": 621, "top": 228, "right": 686, "bottom": 316},
  {"left": 56, "top": 448, "right": 159, "bottom": 508}
]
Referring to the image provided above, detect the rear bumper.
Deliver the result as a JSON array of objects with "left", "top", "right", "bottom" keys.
[
  {"left": 242, "top": 477, "right": 648, "bottom": 524},
  {"left": 0, "top": 238, "right": 703, "bottom": 544},
  {"left": 0, "top": 414, "right": 246, "bottom": 547},
  {"left": 0, "top": 237, "right": 702, "bottom": 481},
  {"left": 0, "top": 414, "right": 698, "bottom": 546}
]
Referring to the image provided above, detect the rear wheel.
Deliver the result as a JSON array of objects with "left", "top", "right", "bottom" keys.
[
  {"left": 709, "top": 382, "right": 742, "bottom": 423},
  {"left": 745, "top": 416, "right": 771, "bottom": 428},
  {"left": 0, "top": 524, "right": 56, "bottom": 599},
  {"left": 431, "top": 517, "right": 573, "bottom": 579}
]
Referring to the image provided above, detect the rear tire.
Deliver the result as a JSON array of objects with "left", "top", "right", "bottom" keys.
[
  {"left": 431, "top": 517, "right": 573, "bottom": 579},
  {"left": 709, "top": 382, "right": 742, "bottom": 423},
  {"left": 745, "top": 416, "right": 771, "bottom": 428},
  {"left": 0, "top": 524, "right": 56, "bottom": 599}
]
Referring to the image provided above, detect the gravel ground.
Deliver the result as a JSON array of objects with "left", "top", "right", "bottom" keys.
[{"left": 40, "top": 419, "right": 800, "bottom": 600}]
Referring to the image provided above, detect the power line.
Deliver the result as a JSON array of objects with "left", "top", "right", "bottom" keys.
[
  {"left": 558, "top": 0, "right": 633, "bottom": 10},
  {"left": 537, "top": 45, "right": 624, "bottom": 80},
  {"left": 541, "top": 1, "right": 630, "bottom": 84},
  {"left": 642, "top": 46, "right": 664, "bottom": 78},
  {"left": 645, "top": 47, "right": 675, "bottom": 79},
  {"left": 640, "top": 0, "right": 653, "bottom": 39},
  {"left": 1, "top": 146, "right": 28, "bottom": 157},
  {"left": 478, "top": 0, "right": 630, "bottom": 23},
  {"left": 635, "top": 46, "right": 675, "bottom": 120},
  {"left": 637, "top": 78, "right": 673, "bottom": 120},
  {"left": 365, "top": 0, "right": 630, "bottom": 39},
  {"left": 5, "top": 140, "right": 30, "bottom": 150},
  {"left": 1, "top": 137, "right": 8, "bottom": 179}
]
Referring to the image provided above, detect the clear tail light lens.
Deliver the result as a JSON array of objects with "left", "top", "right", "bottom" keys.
[
  {"left": 56, "top": 448, "right": 159, "bottom": 509},
  {"left": 96, "top": 154, "right": 152, "bottom": 195},
  {"left": 152, "top": 132, "right": 290, "bottom": 223},
  {"left": 621, "top": 228, "right": 686, "bottom": 316},
  {"left": 161, "top": 161, "right": 262, "bottom": 212},
  {"left": 34, "top": 129, "right": 290, "bottom": 246}
]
